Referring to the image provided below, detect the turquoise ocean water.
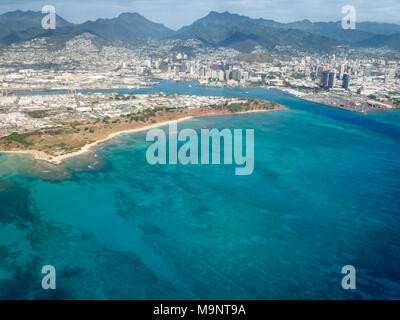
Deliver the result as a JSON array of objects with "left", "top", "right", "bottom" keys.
[{"left": 1, "top": 80, "right": 399, "bottom": 299}]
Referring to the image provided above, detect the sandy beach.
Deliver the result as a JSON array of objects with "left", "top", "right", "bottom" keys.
[
  {"left": 0, "top": 109, "right": 283, "bottom": 165},
  {"left": 0, "top": 116, "right": 194, "bottom": 165}
]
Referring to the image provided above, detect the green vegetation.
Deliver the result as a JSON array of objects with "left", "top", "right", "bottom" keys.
[
  {"left": 170, "top": 45, "right": 194, "bottom": 59},
  {"left": 392, "top": 99, "right": 400, "bottom": 107},
  {"left": 159, "top": 61, "right": 169, "bottom": 72},
  {"left": 266, "top": 72, "right": 282, "bottom": 79},
  {"left": 227, "top": 103, "right": 244, "bottom": 113},
  {"left": 114, "top": 94, "right": 133, "bottom": 101},
  {"left": 26, "top": 110, "right": 50, "bottom": 118},
  {"left": 45, "top": 129, "right": 63, "bottom": 135},
  {"left": 291, "top": 72, "right": 305, "bottom": 79},
  {"left": 3, "top": 131, "right": 38, "bottom": 146},
  {"left": 208, "top": 99, "right": 275, "bottom": 113}
]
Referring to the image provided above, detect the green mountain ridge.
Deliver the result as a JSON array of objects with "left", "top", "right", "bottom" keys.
[
  {"left": 0, "top": 11, "right": 175, "bottom": 48},
  {"left": 0, "top": 10, "right": 72, "bottom": 39},
  {"left": 174, "top": 11, "right": 342, "bottom": 52},
  {"left": 1, "top": 10, "right": 399, "bottom": 52}
]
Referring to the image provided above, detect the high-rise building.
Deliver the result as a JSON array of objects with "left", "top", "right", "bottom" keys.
[
  {"left": 211, "top": 62, "right": 221, "bottom": 71},
  {"left": 363, "top": 64, "right": 372, "bottom": 79},
  {"left": 385, "top": 69, "right": 395, "bottom": 85},
  {"left": 321, "top": 71, "right": 329, "bottom": 87},
  {"left": 342, "top": 73, "right": 350, "bottom": 89},
  {"left": 225, "top": 70, "right": 230, "bottom": 81},
  {"left": 328, "top": 71, "right": 336, "bottom": 88},
  {"left": 339, "top": 64, "right": 345, "bottom": 80},
  {"left": 218, "top": 70, "right": 225, "bottom": 82},
  {"left": 316, "top": 66, "right": 324, "bottom": 79},
  {"left": 200, "top": 67, "right": 206, "bottom": 79},
  {"left": 231, "top": 70, "right": 240, "bottom": 81}
]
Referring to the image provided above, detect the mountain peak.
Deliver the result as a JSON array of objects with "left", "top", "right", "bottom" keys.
[
  {"left": 209, "top": 11, "right": 232, "bottom": 15},
  {"left": 118, "top": 12, "right": 145, "bottom": 19},
  {"left": 192, "top": 10, "right": 248, "bottom": 26},
  {"left": 0, "top": 9, "right": 72, "bottom": 41},
  {"left": 1, "top": 10, "right": 39, "bottom": 18},
  {"left": 206, "top": 11, "right": 239, "bottom": 18}
]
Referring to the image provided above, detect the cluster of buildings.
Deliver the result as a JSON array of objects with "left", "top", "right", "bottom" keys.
[
  {"left": 0, "top": 90, "right": 242, "bottom": 137},
  {"left": 0, "top": 33, "right": 399, "bottom": 136},
  {"left": 1, "top": 34, "right": 398, "bottom": 97},
  {"left": 317, "top": 58, "right": 397, "bottom": 91}
]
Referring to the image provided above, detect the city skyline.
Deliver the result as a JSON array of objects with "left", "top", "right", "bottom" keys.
[{"left": 1, "top": 0, "right": 400, "bottom": 30}]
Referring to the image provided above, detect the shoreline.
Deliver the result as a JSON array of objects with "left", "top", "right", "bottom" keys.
[
  {"left": 0, "top": 109, "right": 281, "bottom": 165},
  {"left": 270, "top": 87, "right": 399, "bottom": 114}
]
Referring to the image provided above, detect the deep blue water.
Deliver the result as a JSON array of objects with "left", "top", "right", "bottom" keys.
[{"left": 1, "top": 80, "right": 399, "bottom": 299}]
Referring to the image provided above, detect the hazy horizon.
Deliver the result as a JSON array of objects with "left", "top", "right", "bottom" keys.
[{"left": 0, "top": 0, "right": 399, "bottom": 30}]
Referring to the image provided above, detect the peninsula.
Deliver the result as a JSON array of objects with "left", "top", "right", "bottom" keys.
[{"left": 0, "top": 94, "right": 286, "bottom": 164}]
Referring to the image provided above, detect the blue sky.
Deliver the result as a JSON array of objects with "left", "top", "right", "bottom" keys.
[{"left": 1, "top": 0, "right": 399, "bottom": 30}]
